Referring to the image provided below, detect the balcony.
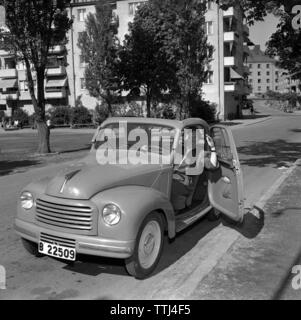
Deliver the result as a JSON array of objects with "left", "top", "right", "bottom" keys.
[
  {"left": 0, "top": 68, "right": 18, "bottom": 79},
  {"left": 224, "top": 82, "right": 238, "bottom": 92},
  {"left": 19, "top": 91, "right": 32, "bottom": 101},
  {"left": 46, "top": 66, "right": 66, "bottom": 76},
  {"left": 224, "top": 31, "right": 237, "bottom": 42},
  {"left": 45, "top": 88, "right": 67, "bottom": 99},
  {"left": 0, "top": 92, "right": 19, "bottom": 100},
  {"left": 49, "top": 45, "right": 65, "bottom": 54},
  {"left": 223, "top": 7, "right": 236, "bottom": 17},
  {"left": 224, "top": 56, "right": 236, "bottom": 67}
]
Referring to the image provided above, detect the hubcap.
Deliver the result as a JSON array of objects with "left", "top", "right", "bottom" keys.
[{"left": 138, "top": 220, "right": 161, "bottom": 269}]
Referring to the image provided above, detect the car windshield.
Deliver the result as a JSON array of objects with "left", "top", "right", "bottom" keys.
[{"left": 94, "top": 122, "right": 176, "bottom": 156}]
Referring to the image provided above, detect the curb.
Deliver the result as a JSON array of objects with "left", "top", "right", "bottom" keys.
[{"left": 250, "top": 159, "right": 301, "bottom": 218}]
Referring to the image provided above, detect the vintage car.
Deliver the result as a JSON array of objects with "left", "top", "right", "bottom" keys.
[{"left": 15, "top": 117, "right": 244, "bottom": 279}]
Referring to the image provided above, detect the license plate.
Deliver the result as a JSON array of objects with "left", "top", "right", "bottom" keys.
[{"left": 38, "top": 241, "right": 76, "bottom": 261}]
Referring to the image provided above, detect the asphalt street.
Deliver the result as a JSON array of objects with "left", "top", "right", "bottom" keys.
[{"left": 1, "top": 104, "right": 301, "bottom": 300}]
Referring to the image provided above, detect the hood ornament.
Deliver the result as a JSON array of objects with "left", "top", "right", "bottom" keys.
[{"left": 60, "top": 170, "right": 81, "bottom": 194}]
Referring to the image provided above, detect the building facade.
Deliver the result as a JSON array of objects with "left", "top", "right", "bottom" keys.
[
  {"left": 0, "top": 0, "right": 252, "bottom": 120},
  {"left": 248, "top": 45, "right": 301, "bottom": 96}
]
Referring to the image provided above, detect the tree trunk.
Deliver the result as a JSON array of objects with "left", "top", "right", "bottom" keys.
[
  {"left": 146, "top": 93, "right": 151, "bottom": 118},
  {"left": 25, "top": 61, "right": 51, "bottom": 153},
  {"left": 36, "top": 121, "right": 51, "bottom": 154}
]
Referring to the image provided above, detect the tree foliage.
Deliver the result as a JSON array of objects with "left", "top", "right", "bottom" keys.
[
  {"left": 119, "top": 0, "right": 213, "bottom": 118},
  {"left": 78, "top": 0, "right": 120, "bottom": 116},
  {"left": 0, "top": 0, "right": 72, "bottom": 153},
  {"left": 266, "top": 12, "right": 301, "bottom": 80}
]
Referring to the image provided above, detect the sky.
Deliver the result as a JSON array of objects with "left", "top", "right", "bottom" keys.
[{"left": 249, "top": 14, "right": 280, "bottom": 51}]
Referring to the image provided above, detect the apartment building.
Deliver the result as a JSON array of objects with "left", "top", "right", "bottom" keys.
[
  {"left": 247, "top": 45, "right": 300, "bottom": 96},
  {"left": 0, "top": 0, "right": 252, "bottom": 120}
]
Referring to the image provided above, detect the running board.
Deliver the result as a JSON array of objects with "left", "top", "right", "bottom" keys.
[{"left": 175, "top": 206, "right": 212, "bottom": 233}]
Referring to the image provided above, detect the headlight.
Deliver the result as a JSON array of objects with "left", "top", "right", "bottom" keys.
[
  {"left": 20, "top": 192, "right": 34, "bottom": 210},
  {"left": 102, "top": 204, "right": 121, "bottom": 226}
]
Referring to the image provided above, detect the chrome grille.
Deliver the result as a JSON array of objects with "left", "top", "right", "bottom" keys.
[
  {"left": 36, "top": 199, "right": 93, "bottom": 231},
  {"left": 40, "top": 233, "right": 76, "bottom": 248}
]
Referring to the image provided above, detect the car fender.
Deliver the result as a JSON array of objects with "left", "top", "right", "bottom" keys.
[{"left": 91, "top": 186, "right": 176, "bottom": 241}]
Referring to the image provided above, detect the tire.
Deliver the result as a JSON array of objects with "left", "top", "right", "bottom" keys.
[
  {"left": 206, "top": 208, "right": 221, "bottom": 221},
  {"left": 125, "top": 212, "right": 165, "bottom": 279},
  {"left": 21, "top": 238, "right": 43, "bottom": 257}
]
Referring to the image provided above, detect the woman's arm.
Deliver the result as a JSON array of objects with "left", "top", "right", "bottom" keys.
[{"left": 205, "top": 135, "right": 219, "bottom": 169}]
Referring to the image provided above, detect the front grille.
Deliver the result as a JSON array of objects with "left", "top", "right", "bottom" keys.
[
  {"left": 40, "top": 233, "right": 76, "bottom": 248},
  {"left": 36, "top": 199, "right": 93, "bottom": 231}
]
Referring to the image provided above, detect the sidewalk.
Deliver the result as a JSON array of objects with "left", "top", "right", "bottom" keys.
[{"left": 188, "top": 159, "right": 301, "bottom": 300}]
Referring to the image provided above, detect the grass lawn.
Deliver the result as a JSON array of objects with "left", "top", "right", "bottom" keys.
[{"left": 0, "top": 128, "right": 95, "bottom": 176}]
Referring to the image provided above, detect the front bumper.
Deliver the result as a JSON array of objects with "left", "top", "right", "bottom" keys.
[{"left": 15, "top": 218, "right": 135, "bottom": 259}]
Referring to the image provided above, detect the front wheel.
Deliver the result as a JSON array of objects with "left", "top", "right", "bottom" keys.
[{"left": 125, "top": 212, "right": 164, "bottom": 279}]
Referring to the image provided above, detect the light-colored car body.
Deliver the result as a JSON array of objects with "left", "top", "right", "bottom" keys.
[{"left": 15, "top": 117, "right": 244, "bottom": 278}]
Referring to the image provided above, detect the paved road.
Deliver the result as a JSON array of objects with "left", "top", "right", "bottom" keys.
[{"left": 1, "top": 106, "right": 301, "bottom": 300}]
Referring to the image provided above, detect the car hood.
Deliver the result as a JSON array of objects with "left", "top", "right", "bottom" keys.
[{"left": 45, "top": 153, "right": 168, "bottom": 200}]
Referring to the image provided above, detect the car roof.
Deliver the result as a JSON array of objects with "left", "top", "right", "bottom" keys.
[{"left": 101, "top": 117, "right": 210, "bottom": 131}]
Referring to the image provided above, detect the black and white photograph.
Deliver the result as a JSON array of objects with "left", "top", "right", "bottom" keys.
[{"left": 0, "top": 0, "right": 301, "bottom": 306}]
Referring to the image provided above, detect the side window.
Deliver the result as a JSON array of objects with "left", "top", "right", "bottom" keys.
[{"left": 211, "top": 127, "right": 233, "bottom": 162}]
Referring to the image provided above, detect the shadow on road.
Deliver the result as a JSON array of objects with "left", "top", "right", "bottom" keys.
[
  {"left": 62, "top": 218, "right": 221, "bottom": 278},
  {"left": 222, "top": 207, "right": 265, "bottom": 239},
  {"left": 0, "top": 160, "right": 41, "bottom": 176},
  {"left": 238, "top": 139, "right": 301, "bottom": 168}
]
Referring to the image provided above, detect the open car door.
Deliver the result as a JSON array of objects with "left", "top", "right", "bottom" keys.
[{"left": 208, "top": 125, "right": 244, "bottom": 222}]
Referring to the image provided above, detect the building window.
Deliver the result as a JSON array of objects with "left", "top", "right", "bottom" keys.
[
  {"left": 78, "top": 9, "right": 86, "bottom": 22},
  {"left": 129, "top": 2, "right": 146, "bottom": 16},
  {"left": 80, "top": 78, "right": 86, "bottom": 90},
  {"left": 266, "top": 64, "right": 270, "bottom": 68},
  {"left": 258, "top": 64, "right": 261, "bottom": 69},
  {"left": 258, "top": 86, "right": 261, "bottom": 91},
  {"left": 249, "top": 64, "right": 252, "bottom": 69},
  {"left": 206, "top": 70, "right": 214, "bottom": 84},
  {"left": 267, "top": 79, "right": 270, "bottom": 83},
  {"left": 258, "top": 79, "right": 261, "bottom": 83},
  {"left": 275, "top": 86, "right": 278, "bottom": 90},
  {"left": 267, "top": 86, "right": 270, "bottom": 91},
  {"left": 258, "top": 71, "right": 261, "bottom": 76},
  {"left": 205, "top": 21, "right": 214, "bottom": 35},
  {"left": 275, "top": 78, "right": 279, "bottom": 83},
  {"left": 275, "top": 71, "right": 279, "bottom": 77},
  {"left": 267, "top": 71, "right": 270, "bottom": 76}
]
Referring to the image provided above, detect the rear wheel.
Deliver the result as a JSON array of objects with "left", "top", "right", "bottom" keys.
[
  {"left": 21, "top": 239, "right": 43, "bottom": 257},
  {"left": 125, "top": 212, "right": 164, "bottom": 279}
]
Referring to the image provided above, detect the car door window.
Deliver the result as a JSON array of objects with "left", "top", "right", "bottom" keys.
[{"left": 211, "top": 127, "right": 233, "bottom": 163}]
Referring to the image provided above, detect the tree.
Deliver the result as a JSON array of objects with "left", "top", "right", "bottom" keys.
[
  {"left": 120, "top": 0, "right": 213, "bottom": 119},
  {"left": 0, "top": 0, "right": 72, "bottom": 153},
  {"left": 266, "top": 12, "right": 301, "bottom": 81},
  {"left": 78, "top": 0, "right": 120, "bottom": 117},
  {"left": 119, "top": 1, "right": 177, "bottom": 118},
  {"left": 154, "top": 0, "right": 214, "bottom": 118}
]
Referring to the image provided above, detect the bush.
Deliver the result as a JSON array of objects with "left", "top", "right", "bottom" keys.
[
  {"left": 113, "top": 102, "right": 144, "bottom": 117},
  {"left": 12, "top": 108, "right": 30, "bottom": 126},
  {"left": 71, "top": 105, "right": 92, "bottom": 124},
  {"left": 189, "top": 98, "right": 217, "bottom": 123},
  {"left": 48, "top": 105, "right": 71, "bottom": 126},
  {"left": 93, "top": 103, "right": 110, "bottom": 125}
]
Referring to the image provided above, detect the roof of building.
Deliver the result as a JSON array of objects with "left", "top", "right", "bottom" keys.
[{"left": 248, "top": 45, "right": 275, "bottom": 64}]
